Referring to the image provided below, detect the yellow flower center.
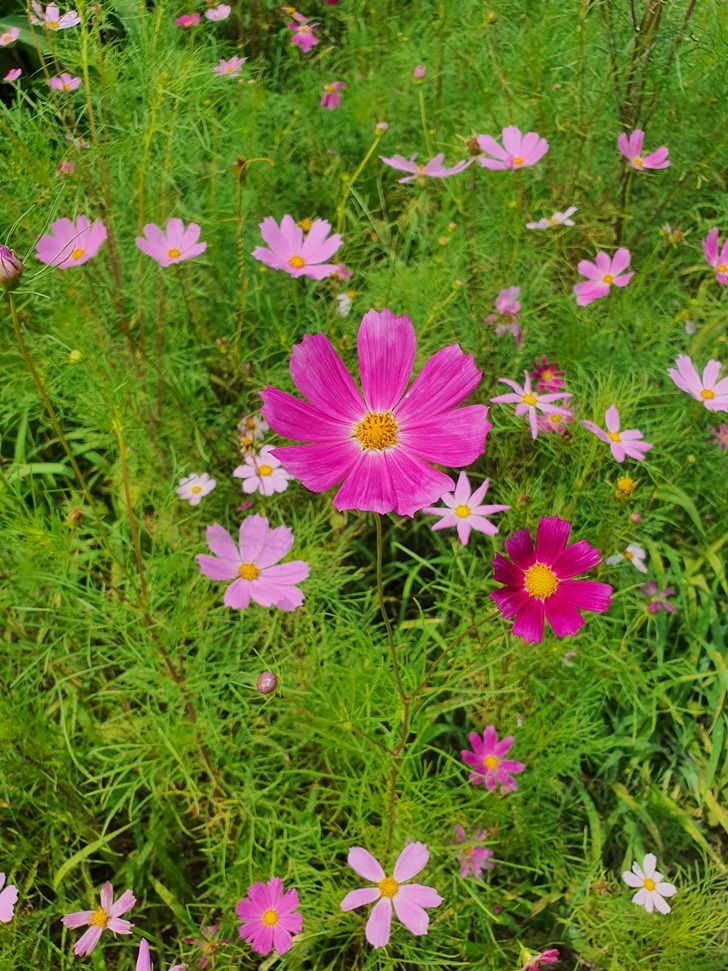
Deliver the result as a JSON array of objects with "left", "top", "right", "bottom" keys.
[
  {"left": 624, "top": 550, "right": 633, "bottom": 560},
  {"left": 238, "top": 563, "right": 259, "bottom": 580},
  {"left": 616, "top": 476, "right": 636, "bottom": 495},
  {"left": 47, "top": 20, "right": 60, "bottom": 28},
  {"left": 299, "top": 218, "right": 313, "bottom": 232},
  {"left": 258, "top": 464, "right": 273, "bottom": 476},
  {"left": 71, "top": 248, "right": 85, "bottom": 260},
  {"left": 523, "top": 562, "right": 560, "bottom": 600},
  {"left": 603, "top": 274, "right": 614, "bottom": 284},
  {"left": 325, "top": 83, "right": 335, "bottom": 93},
  {"left": 346, "top": 289, "right": 355, "bottom": 298},
  {"left": 607, "top": 431, "right": 621, "bottom": 442},
  {"left": 549, "top": 414, "right": 561, "bottom": 425},
  {"left": 454, "top": 505, "right": 470, "bottom": 518},
  {"left": 354, "top": 412, "right": 398, "bottom": 451},
  {"left": 718, "top": 263, "right": 728, "bottom": 273},
  {"left": 3, "top": 33, "right": 12, "bottom": 42},
  {"left": 542, "top": 370, "right": 553, "bottom": 381},
  {"left": 299, "top": 25, "right": 309, "bottom": 33},
  {"left": 633, "top": 156, "right": 643, "bottom": 167},
  {"left": 89, "top": 907, "right": 109, "bottom": 929},
  {"left": 226, "top": 65, "right": 234, "bottom": 73},
  {"left": 191, "top": 485, "right": 202, "bottom": 494},
  {"left": 512, "top": 156, "right": 524, "bottom": 165},
  {"left": 417, "top": 164, "right": 426, "bottom": 172},
  {"left": 463, "top": 846, "right": 473, "bottom": 857},
  {"left": 701, "top": 388, "right": 715, "bottom": 400},
  {"left": 548, "top": 217, "right": 557, "bottom": 225},
  {"left": 168, "top": 247, "right": 181, "bottom": 258},
  {"left": 643, "top": 878, "right": 656, "bottom": 892},
  {"left": 378, "top": 876, "right": 399, "bottom": 899},
  {"left": 289, "top": 255, "right": 305, "bottom": 268},
  {"left": 62, "top": 82, "right": 72, "bottom": 90},
  {"left": 261, "top": 908, "right": 279, "bottom": 926},
  {"left": 483, "top": 754, "right": 499, "bottom": 770},
  {"left": 522, "top": 393, "right": 537, "bottom": 406}
]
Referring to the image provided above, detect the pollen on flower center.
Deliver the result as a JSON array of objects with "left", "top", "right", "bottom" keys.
[
  {"left": 483, "top": 754, "right": 499, "bottom": 770},
  {"left": 463, "top": 846, "right": 473, "bottom": 857},
  {"left": 289, "top": 255, "right": 306, "bottom": 268},
  {"left": 299, "top": 26, "right": 309, "bottom": 33},
  {"left": 354, "top": 412, "right": 398, "bottom": 451},
  {"left": 643, "top": 878, "right": 656, "bottom": 891},
  {"left": 513, "top": 156, "right": 524, "bottom": 165},
  {"left": 378, "top": 876, "right": 399, "bottom": 899},
  {"left": 542, "top": 370, "right": 553, "bottom": 381},
  {"left": 607, "top": 431, "right": 621, "bottom": 442},
  {"left": 718, "top": 263, "right": 728, "bottom": 273},
  {"left": 261, "top": 908, "right": 279, "bottom": 927},
  {"left": 238, "top": 562, "right": 259, "bottom": 580},
  {"left": 549, "top": 414, "right": 561, "bottom": 424},
  {"left": 71, "top": 248, "right": 85, "bottom": 260},
  {"left": 258, "top": 464, "right": 273, "bottom": 476},
  {"left": 191, "top": 485, "right": 202, "bottom": 494},
  {"left": 454, "top": 505, "right": 470, "bottom": 518},
  {"left": 523, "top": 562, "right": 560, "bottom": 600},
  {"left": 417, "top": 164, "right": 426, "bottom": 172},
  {"left": 168, "top": 248, "right": 181, "bottom": 258},
  {"left": 89, "top": 907, "right": 109, "bottom": 929},
  {"left": 325, "top": 83, "right": 335, "bottom": 93},
  {"left": 47, "top": 20, "right": 60, "bottom": 28},
  {"left": 633, "top": 156, "right": 644, "bottom": 166},
  {"left": 299, "top": 218, "right": 313, "bottom": 231},
  {"left": 700, "top": 388, "right": 715, "bottom": 400},
  {"left": 548, "top": 217, "right": 557, "bottom": 225},
  {"left": 603, "top": 273, "right": 614, "bottom": 284},
  {"left": 624, "top": 551, "right": 633, "bottom": 560},
  {"left": 522, "top": 393, "right": 537, "bottom": 406},
  {"left": 616, "top": 476, "right": 636, "bottom": 494}
]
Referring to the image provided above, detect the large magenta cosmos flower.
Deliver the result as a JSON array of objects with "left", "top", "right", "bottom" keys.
[
  {"left": 260, "top": 309, "right": 490, "bottom": 515},
  {"left": 491, "top": 516, "right": 612, "bottom": 644}
]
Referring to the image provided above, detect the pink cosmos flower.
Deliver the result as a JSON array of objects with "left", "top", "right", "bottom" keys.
[
  {"left": 708, "top": 423, "right": 728, "bottom": 451},
  {"left": 526, "top": 207, "right": 577, "bottom": 230},
  {"left": 423, "top": 471, "right": 509, "bottom": 545},
  {"left": 461, "top": 725, "right": 526, "bottom": 791},
  {"left": 607, "top": 544, "right": 647, "bottom": 574},
  {"left": 135, "top": 219, "right": 207, "bottom": 267},
  {"left": 236, "top": 877, "right": 302, "bottom": 956},
  {"left": 176, "top": 472, "right": 216, "bottom": 505},
  {"left": 58, "top": 160, "right": 76, "bottom": 175},
  {"left": 252, "top": 215, "right": 342, "bottom": 279},
  {"left": 260, "top": 308, "right": 490, "bottom": 516},
  {"left": 238, "top": 413, "right": 269, "bottom": 446},
  {"left": 30, "top": 2, "right": 80, "bottom": 29},
  {"left": 197, "top": 515, "right": 309, "bottom": 611},
  {"left": 340, "top": 843, "right": 442, "bottom": 948},
  {"left": 536, "top": 407, "right": 573, "bottom": 436},
  {"left": 522, "top": 948, "right": 560, "bottom": 971},
  {"left": 491, "top": 371, "right": 571, "bottom": 439},
  {"left": 184, "top": 923, "right": 229, "bottom": 969},
  {"left": 622, "top": 853, "right": 677, "bottom": 914},
  {"left": 330, "top": 262, "right": 352, "bottom": 281},
  {"left": 380, "top": 152, "right": 472, "bottom": 184},
  {"left": 476, "top": 125, "right": 549, "bottom": 170},
  {"left": 35, "top": 216, "right": 107, "bottom": 269},
  {"left": 136, "top": 939, "right": 187, "bottom": 971},
  {"left": 573, "top": 248, "right": 634, "bottom": 305},
  {"left": 485, "top": 286, "right": 521, "bottom": 347},
  {"left": 321, "top": 81, "right": 347, "bottom": 110},
  {"left": 233, "top": 445, "right": 291, "bottom": 496},
  {"left": 530, "top": 357, "right": 565, "bottom": 392},
  {"left": 213, "top": 55, "right": 246, "bottom": 76},
  {"left": 49, "top": 73, "right": 81, "bottom": 92},
  {"left": 453, "top": 826, "right": 494, "bottom": 878},
  {"left": 288, "top": 15, "right": 320, "bottom": 53},
  {"left": 3, "top": 68, "right": 22, "bottom": 82},
  {"left": 640, "top": 580, "right": 676, "bottom": 615},
  {"left": 175, "top": 13, "right": 200, "bottom": 27},
  {"left": 617, "top": 130, "right": 670, "bottom": 170},
  {"left": 0, "top": 27, "right": 20, "bottom": 45},
  {"left": 667, "top": 355, "right": 728, "bottom": 411},
  {"left": 581, "top": 405, "right": 653, "bottom": 463},
  {"left": 62, "top": 882, "right": 136, "bottom": 957},
  {"left": 701, "top": 227, "right": 728, "bottom": 285},
  {"left": 0, "top": 873, "right": 18, "bottom": 923},
  {"left": 491, "top": 516, "right": 613, "bottom": 644},
  {"left": 204, "top": 3, "right": 231, "bottom": 19}
]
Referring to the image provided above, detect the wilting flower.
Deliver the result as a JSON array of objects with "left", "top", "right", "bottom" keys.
[
  {"left": 701, "top": 227, "right": 728, "bottom": 286},
  {"left": 340, "top": 843, "right": 442, "bottom": 949},
  {"left": 213, "top": 55, "right": 246, "bottom": 76},
  {"left": 423, "top": 472, "right": 509, "bottom": 545},
  {"left": 521, "top": 948, "right": 560, "bottom": 971},
  {"left": 574, "top": 249, "right": 634, "bottom": 305},
  {"left": 622, "top": 854, "right": 677, "bottom": 914},
  {"left": 708, "top": 423, "right": 728, "bottom": 451},
  {"left": 530, "top": 357, "right": 565, "bottom": 392},
  {"left": 607, "top": 543, "right": 647, "bottom": 574},
  {"left": 0, "top": 872, "right": 18, "bottom": 923},
  {"left": 252, "top": 215, "right": 342, "bottom": 279},
  {"left": 234, "top": 445, "right": 291, "bottom": 496},
  {"left": 3, "top": 68, "right": 22, "bottom": 82},
  {"left": 0, "top": 27, "right": 19, "bottom": 45},
  {"left": 175, "top": 13, "right": 200, "bottom": 27},
  {"left": 453, "top": 826, "right": 494, "bottom": 878},
  {"left": 337, "top": 289, "right": 355, "bottom": 317},
  {"left": 176, "top": 472, "right": 216, "bottom": 505},
  {"left": 49, "top": 73, "right": 81, "bottom": 92},
  {"left": 205, "top": 3, "right": 231, "bottom": 19},
  {"left": 667, "top": 355, "right": 728, "bottom": 411},
  {"left": 288, "top": 14, "right": 319, "bottom": 53},
  {"left": 491, "top": 516, "right": 613, "bottom": 644},
  {"left": 536, "top": 406, "right": 573, "bottom": 436},
  {"left": 135, "top": 219, "right": 207, "bottom": 267},
  {"left": 184, "top": 923, "right": 229, "bottom": 969},
  {"left": 527, "top": 207, "right": 577, "bottom": 230},
  {"left": 260, "top": 308, "right": 490, "bottom": 516},
  {"left": 461, "top": 725, "right": 525, "bottom": 791},
  {"left": 136, "top": 939, "right": 187, "bottom": 971},
  {"left": 197, "top": 515, "right": 309, "bottom": 611},
  {"left": 320, "top": 81, "right": 346, "bottom": 109},
  {"left": 476, "top": 125, "right": 549, "bottom": 170},
  {"left": 30, "top": 2, "right": 80, "bottom": 29},
  {"left": 36, "top": 216, "right": 107, "bottom": 269},
  {"left": 640, "top": 580, "right": 675, "bottom": 615},
  {"left": 62, "top": 882, "right": 136, "bottom": 957},
  {"left": 0, "top": 246, "right": 24, "bottom": 290},
  {"left": 581, "top": 405, "right": 653, "bottom": 463},
  {"left": 491, "top": 371, "right": 571, "bottom": 439},
  {"left": 236, "top": 877, "right": 302, "bottom": 956},
  {"left": 617, "top": 130, "right": 670, "bottom": 170},
  {"left": 485, "top": 286, "right": 521, "bottom": 347},
  {"left": 380, "top": 152, "right": 472, "bottom": 184}
]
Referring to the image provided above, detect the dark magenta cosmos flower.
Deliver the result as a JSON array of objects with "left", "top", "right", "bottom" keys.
[
  {"left": 260, "top": 309, "right": 490, "bottom": 515},
  {"left": 236, "top": 878, "right": 302, "bottom": 955},
  {"left": 461, "top": 725, "right": 525, "bottom": 791},
  {"left": 491, "top": 516, "right": 612, "bottom": 644}
]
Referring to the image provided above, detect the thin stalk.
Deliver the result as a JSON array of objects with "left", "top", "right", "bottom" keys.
[
  {"left": 418, "top": 86, "right": 433, "bottom": 157},
  {"left": 336, "top": 133, "right": 383, "bottom": 234}
]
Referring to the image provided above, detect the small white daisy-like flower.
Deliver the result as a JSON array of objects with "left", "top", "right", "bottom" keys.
[
  {"left": 422, "top": 471, "right": 509, "bottom": 545},
  {"left": 176, "top": 472, "right": 216, "bottom": 506},
  {"left": 337, "top": 289, "right": 355, "bottom": 317},
  {"left": 622, "top": 853, "right": 676, "bottom": 914},
  {"left": 606, "top": 543, "right": 647, "bottom": 573},
  {"left": 526, "top": 206, "right": 577, "bottom": 230},
  {"left": 233, "top": 445, "right": 291, "bottom": 496},
  {"left": 238, "top": 413, "right": 269, "bottom": 447}
]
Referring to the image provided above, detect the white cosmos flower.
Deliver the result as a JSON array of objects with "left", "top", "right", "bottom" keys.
[
  {"left": 606, "top": 543, "right": 647, "bottom": 573},
  {"left": 233, "top": 445, "right": 291, "bottom": 496},
  {"left": 526, "top": 206, "right": 577, "bottom": 230},
  {"left": 176, "top": 472, "right": 216, "bottom": 505},
  {"left": 622, "top": 853, "right": 677, "bottom": 914}
]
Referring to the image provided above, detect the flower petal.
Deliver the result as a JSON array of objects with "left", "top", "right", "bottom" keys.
[
  {"left": 340, "top": 887, "right": 381, "bottom": 911},
  {"left": 510, "top": 597, "right": 545, "bottom": 644},
  {"left": 357, "top": 308, "right": 416, "bottom": 413},
  {"left": 393, "top": 345, "right": 482, "bottom": 423},
  {"left": 392, "top": 842, "right": 429, "bottom": 883},
  {"left": 347, "top": 848, "right": 385, "bottom": 883},
  {"left": 290, "top": 333, "right": 364, "bottom": 423},
  {"left": 365, "top": 896, "right": 392, "bottom": 948}
]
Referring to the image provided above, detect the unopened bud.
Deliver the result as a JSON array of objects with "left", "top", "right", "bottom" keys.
[
  {"left": 256, "top": 671, "right": 277, "bottom": 695},
  {"left": 0, "top": 245, "right": 23, "bottom": 291},
  {"left": 413, "top": 65, "right": 426, "bottom": 81},
  {"left": 375, "top": 121, "right": 389, "bottom": 135}
]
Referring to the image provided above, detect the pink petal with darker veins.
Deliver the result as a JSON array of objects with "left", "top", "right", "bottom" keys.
[
  {"left": 290, "top": 333, "right": 364, "bottom": 423},
  {"left": 357, "top": 309, "right": 416, "bottom": 412},
  {"left": 511, "top": 597, "right": 545, "bottom": 643}
]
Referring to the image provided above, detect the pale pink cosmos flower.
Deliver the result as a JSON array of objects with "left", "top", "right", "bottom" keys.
[
  {"left": 62, "top": 881, "right": 136, "bottom": 957},
  {"left": 485, "top": 286, "right": 521, "bottom": 347},
  {"left": 340, "top": 843, "right": 442, "bottom": 948},
  {"left": 617, "top": 130, "right": 670, "bottom": 170},
  {"left": 58, "top": 160, "right": 76, "bottom": 175},
  {"left": 536, "top": 406, "right": 573, "bottom": 436},
  {"left": 640, "top": 581, "right": 676, "bottom": 615},
  {"left": 30, "top": 2, "right": 80, "bottom": 29},
  {"left": 581, "top": 405, "right": 653, "bottom": 463},
  {"left": 522, "top": 948, "right": 560, "bottom": 970},
  {"left": 238, "top": 413, "right": 269, "bottom": 446},
  {"left": 175, "top": 13, "right": 200, "bottom": 27},
  {"left": 234, "top": 445, "right": 291, "bottom": 496},
  {"left": 260, "top": 308, "right": 490, "bottom": 516},
  {"left": 3, "top": 68, "right": 22, "bottom": 82},
  {"left": 49, "top": 73, "right": 81, "bottom": 92},
  {"left": 253, "top": 215, "right": 342, "bottom": 279},
  {"left": 176, "top": 472, "right": 216, "bottom": 505},
  {"left": 213, "top": 55, "right": 246, "bottom": 76},
  {"left": 205, "top": 3, "right": 231, "bottom": 20},
  {"left": 184, "top": 923, "right": 229, "bottom": 969},
  {"left": 197, "top": 515, "right": 309, "bottom": 611},
  {"left": 136, "top": 938, "right": 187, "bottom": 971},
  {"left": 667, "top": 355, "right": 728, "bottom": 411},
  {"left": 236, "top": 877, "right": 302, "bottom": 955},
  {"left": 476, "top": 125, "right": 549, "bottom": 170},
  {"left": 0, "top": 873, "right": 18, "bottom": 923},
  {"left": 701, "top": 227, "right": 728, "bottom": 285},
  {"left": 573, "top": 248, "right": 634, "bottom": 305},
  {"left": 320, "top": 81, "right": 347, "bottom": 110},
  {"left": 491, "top": 371, "right": 571, "bottom": 439},
  {"left": 527, "top": 207, "right": 577, "bottom": 230},
  {"left": 622, "top": 853, "right": 677, "bottom": 914},
  {"left": 422, "top": 472, "right": 509, "bottom": 545},
  {"left": 0, "top": 27, "right": 20, "bottom": 45},
  {"left": 607, "top": 543, "right": 647, "bottom": 573},
  {"left": 708, "top": 423, "right": 728, "bottom": 451},
  {"left": 530, "top": 357, "right": 565, "bottom": 392},
  {"left": 380, "top": 152, "right": 472, "bottom": 184},
  {"left": 135, "top": 219, "right": 207, "bottom": 267},
  {"left": 35, "top": 216, "right": 107, "bottom": 269},
  {"left": 453, "top": 826, "right": 494, "bottom": 879},
  {"left": 330, "top": 263, "right": 352, "bottom": 281},
  {"left": 288, "top": 14, "right": 320, "bottom": 53},
  {"left": 461, "top": 725, "right": 526, "bottom": 791}
]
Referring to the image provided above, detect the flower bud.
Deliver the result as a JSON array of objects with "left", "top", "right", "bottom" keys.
[
  {"left": 256, "top": 671, "right": 277, "bottom": 695},
  {"left": 0, "top": 245, "right": 23, "bottom": 291},
  {"left": 375, "top": 121, "right": 389, "bottom": 135},
  {"left": 413, "top": 65, "right": 426, "bottom": 81}
]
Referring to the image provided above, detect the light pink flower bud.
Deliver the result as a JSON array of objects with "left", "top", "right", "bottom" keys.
[
  {"left": 0, "top": 245, "right": 23, "bottom": 290},
  {"left": 256, "top": 671, "right": 277, "bottom": 694},
  {"left": 413, "top": 65, "right": 426, "bottom": 80}
]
